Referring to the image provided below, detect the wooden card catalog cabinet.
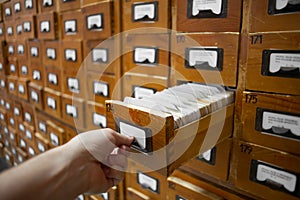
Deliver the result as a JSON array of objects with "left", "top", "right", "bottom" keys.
[
  {"left": 46, "top": 120, "right": 65, "bottom": 148},
  {"left": 35, "top": 111, "right": 49, "bottom": 138},
  {"left": 0, "top": 23, "right": 5, "bottom": 41},
  {"left": 13, "top": 0, "right": 22, "bottom": 17},
  {"left": 13, "top": 101, "right": 23, "bottom": 121},
  {"left": 106, "top": 83, "right": 234, "bottom": 176},
  {"left": 7, "top": 42, "right": 16, "bottom": 57},
  {"left": 16, "top": 147, "right": 27, "bottom": 164}
]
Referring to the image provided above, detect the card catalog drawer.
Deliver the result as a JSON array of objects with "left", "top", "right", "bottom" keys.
[
  {"left": 13, "top": 101, "right": 23, "bottom": 121},
  {"left": 12, "top": 0, "right": 22, "bottom": 17},
  {"left": 81, "top": 1, "right": 113, "bottom": 40},
  {"left": 18, "top": 59, "right": 29, "bottom": 78},
  {"left": 38, "top": 0, "right": 58, "bottom": 13},
  {"left": 21, "top": 14, "right": 36, "bottom": 39},
  {"left": 171, "top": 33, "right": 239, "bottom": 87},
  {"left": 18, "top": 135, "right": 28, "bottom": 152},
  {"left": 46, "top": 120, "right": 65, "bottom": 148},
  {"left": 7, "top": 41, "right": 16, "bottom": 57},
  {"left": 24, "top": 124, "right": 35, "bottom": 147},
  {"left": 43, "top": 87, "right": 62, "bottom": 119},
  {"left": 0, "top": 108, "right": 7, "bottom": 125},
  {"left": 0, "top": 23, "right": 5, "bottom": 41},
  {"left": 17, "top": 78, "right": 30, "bottom": 101},
  {"left": 61, "top": 40, "right": 83, "bottom": 71},
  {"left": 28, "top": 39, "right": 42, "bottom": 66},
  {"left": 36, "top": 12, "right": 60, "bottom": 40},
  {"left": 123, "top": 33, "right": 170, "bottom": 77},
  {"left": 0, "top": 76, "right": 7, "bottom": 92},
  {"left": 22, "top": 0, "right": 37, "bottom": 15},
  {"left": 87, "top": 72, "right": 118, "bottom": 105},
  {"left": 58, "top": 0, "right": 80, "bottom": 12},
  {"left": 27, "top": 142, "right": 38, "bottom": 158},
  {"left": 29, "top": 64, "right": 44, "bottom": 86},
  {"left": 180, "top": 138, "right": 232, "bottom": 181},
  {"left": 8, "top": 127, "right": 18, "bottom": 146},
  {"left": 43, "top": 40, "right": 61, "bottom": 67},
  {"left": 17, "top": 121, "right": 26, "bottom": 138},
  {"left": 61, "top": 10, "right": 83, "bottom": 40},
  {"left": 62, "top": 67, "right": 86, "bottom": 97},
  {"left": 44, "top": 65, "right": 62, "bottom": 91},
  {"left": 175, "top": 0, "right": 242, "bottom": 32},
  {"left": 244, "top": 32, "right": 300, "bottom": 95},
  {"left": 234, "top": 141, "right": 300, "bottom": 200},
  {"left": 4, "top": 148, "right": 13, "bottom": 166},
  {"left": 122, "top": 72, "right": 168, "bottom": 99},
  {"left": 16, "top": 147, "right": 27, "bottom": 164},
  {"left": 22, "top": 103, "right": 35, "bottom": 127},
  {"left": 7, "top": 112, "right": 17, "bottom": 130},
  {"left": 7, "top": 75, "right": 17, "bottom": 96},
  {"left": 15, "top": 18, "right": 24, "bottom": 37},
  {"left": 85, "top": 101, "right": 106, "bottom": 131},
  {"left": 35, "top": 132, "right": 49, "bottom": 154},
  {"left": 35, "top": 111, "right": 49, "bottom": 138},
  {"left": 5, "top": 21, "right": 15, "bottom": 41},
  {"left": 83, "top": 38, "right": 120, "bottom": 74},
  {"left": 126, "top": 159, "right": 168, "bottom": 200},
  {"left": 61, "top": 94, "right": 85, "bottom": 128},
  {"left": 0, "top": 57, "right": 7, "bottom": 77},
  {"left": 247, "top": 0, "right": 300, "bottom": 32},
  {"left": 28, "top": 82, "right": 43, "bottom": 110},
  {"left": 4, "top": 98, "right": 12, "bottom": 114},
  {"left": 7, "top": 57, "right": 18, "bottom": 76},
  {"left": 16, "top": 40, "right": 27, "bottom": 60},
  {"left": 3, "top": 1, "right": 13, "bottom": 21},
  {"left": 122, "top": 0, "right": 170, "bottom": 32},
  {"left": 241, "top": 91, "right": 300, "bottom": 155}
]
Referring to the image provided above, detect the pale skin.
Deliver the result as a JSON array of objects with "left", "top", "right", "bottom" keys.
[{"left": 0, "top": 128, "right": 134, "bottom": 200}]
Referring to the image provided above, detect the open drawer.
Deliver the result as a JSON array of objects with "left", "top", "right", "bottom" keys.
[{"left": 106, "top": 98, "right": 234, "bottom": 176}]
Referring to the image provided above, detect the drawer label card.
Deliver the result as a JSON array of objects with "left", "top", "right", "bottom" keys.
[
  {"left": 17, "top": 25, "right": 22, "bottom": 34},
  {"left": 23, "top": 22, "right": 31, "bottom": 32},
  {"left": 25, "top": 112, "right": 32, "bottom": 122},
  {"left": 18, "top": 85, "right": 25, "bottom": 94},
  {"left": 192, "top": 0, "right": 222, "bottom": 15},
  {"left": 47, "top": 97, "right": 56, "bottom": 110},
  {"left": 92, "top": 48, "right": 108, "bottom": 63},
  {"left": 93, "top": 113, "right": 106, "bottom": 128},
  {"left": 41, "top": 21, "right": 50, "bottom": 33},
  {"left": 133, "top": 86, "right": 156, "bottom": 99},
  {"left": 5, "top": 8, "right": 11, "bottom": 16},
  {"left": 38, "top": 142, "right": 45, "bottom": 153},
  {"left": 50, "top": 132, "right": 59, "bottom": 146},
  {"left": 9, "top": 117, "right": 15, "bottom": 126},
  {"left": 48, "top": 73, "right": 58, "bottom": 85},
  {"left": 26, "top": 129, "right": 32, "bottom": 140},
  {"left": 251, "top": 160, "right": 298, "bottom": 195},
  {"left": 8, "top": 45, "right": 14, "bottom": 54},
  {"left": 31, "top": 91, "right": 39, "bottom": 102},
  {"left": 21, "top": 65, "right": 28, "bottom": 75},
  {"left": 18, "top": 45, "right": 24, "bottom": 54},
  {"left": 20, "top": 138, "right": 26, "bottom": 148},
  {"left": 93, "top": 81, "right": 109, "bottom": 97},
  {"left": 25, "top": 0, "right": 33, "bottom": 9},
  {"left": 87, "top": 14, "right": 103, "bottom": 30},
  {"left": 4, "top": 127, "right": 8, "bottom": 134},
  {"left": 14, "top": 2, "right": 21, "bottom": 13},
  {"left": 269, "top": 0, "right": 300, "bottom": 15},
  {"left": 119, "top": 121, "right": 153, "bottom": 153},
  {"left": 65, "top": 20, "right": 77, "bottom": 33},
  {"left": 43, "top": 0, "right": 53, "bottom": 7},
  {"left": 134, "top": 47, "right": 158, "bottom": 65},
  {"left": 133, "top": 2, "right": 158, "bottom": 21},
  {"left": 185, "top": 47, "right": 223, "bottom": 70},
  {"left": 9, "top": 82, "right": 15, "bottom": 91},
  {"left": 10, "top": 64, "right": 16, "bottom": 72},
  {"left": 46, "top": 48, "right": 56, "bottom": 60},
  {"left": 137, "top": 172, "right": 159, "bottom": 193},
  {"left": 197, "top": 147, "right": 216, "bottom": 165},
  {"left": 19, "top": 123, "right": 25, "bottom": 132},
  {"left": 65, "top": 49, "right": 77, "bottom": 62},
  {"left": 14, "top": 108, "right": 20, "bottom": 116},
  {"left": 66, "top": 104, "right": 78, "bottom": 118},
  {"left": 6, "top": 102, "right": 10, "bottom": 110},
  {"left": 67, "top": 78, "right": 80, "bottom": 93},
  {"left": 33, "top": 70, "right": 41, "bottom": 80},
  {"left": 262, "top": 50, "right": 300, "bottom": 78},
  {"left": 30, "top": 47, "right": 38, "bottom": 57},
  {"left": 99, "top": 193, "right": 108, "bottom": 200},
  {"left": 39, "top": 122, "right": 47, "bottom": 133}
]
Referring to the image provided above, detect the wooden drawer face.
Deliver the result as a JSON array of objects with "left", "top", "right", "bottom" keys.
[
  {"left": 123, "top": 33, "right": 170, "bottom": 77},
  {"left": 29, "top": 64, "right": 44, "bottom": 86},
  {"left": 16, "top": 41, "right": 27, "bottom": 60},
  {"left": 248, "top": 0, "right": 300, "bottom": 32},
  {"left": 13, "top": 101, "right": 23, "bottom": 121},
  {"left": 81, "top": 2, "right": 112, "bottom": 40},
  {"left": 16, "top": 147, "right": 27, "bottom": 164},
  {"left": 58, "top": 0, "right": 80, "bottom": 12},
  {"left": 24, "top": 124, "right": 35, "bottom": 146},
  {"left": 244, "top": 32, "right": 300, "bottom": 95},
  {"left": 85, "top": 101, "right": 106, "bottom": 131},
  {"left": 7, "top": 42, "right": 16, "bottom": 57},
  {"left": 43, "top": 88, "right": 62, "bottom": 119},
  {"left": 7, "top": 112, "right": 16, "bottom": 130},
  {"left": 0, "top": 76, "right": 7, "bottom": 92},
  {"left": 86, "top": 72, "right": 118, "bottom": 105},
  {"left": 61, "top": 10, "right": 83, "bottom": 40},
  {"left": 46, "top": 120, "right": 65, "bottom": 148},
  {"left": 4, "top": 98, "right": 12, "bottom": 114},
  {"left": 3, "top": 1, "right": 13, "bottom": 21},
  {"left": 23, "top": 103, "right": 35, "bottom": 127},
  {"left": 7, "top": 58, "right": 18, "bottom": 76},
  {"left": 62, "top": 67, "right": 86, "bottom": 97},
  {"left": 0, "top": 57, "right": 7, "bottom": 77},
  {"left": 171, "top": 33, "right": 239, "bottom": 87},
  {"left": 5, "top": 21, "right": 15, "bottom": 41},
  {"left": 61, "top": 40, "right": 83, "bottom": 71},
  {"left": 7, "top": 76, "right": 17, "bottom": 96},
  {"left": 12, "top": 0, "right": 22, "bottom": 17},
  {"left": 122, "top": 0, "right": 170, "bottom": 32},
  {"left": 0, "top": 23, "right": 5, "bottom": 42},
  {"left": 19, "top": 135, "right": 28, "bottom": 152},
  {"left": 22, "top": 0, "right": 37, "bottom": 15},
  {"left": 28, "top": 82, "right": 44, "bottom": 110},
  {"left": 83, "top": 38, "right": 120, "bottom": 74},
  {"left": 16, "top": 18, "right": 23, "bottom": 37},
  {"left": 35, "top": 111, "right": 49, "bottom": 138},
  {"left": 35, "top": 132, "right": 49, "bottom": 154},
  {"left": 27, "top": 143, "right": 38, "bottom": 158},
  {"left": 0, "top": 108, "right": 7, "bottom": 125},
  {"left": 122, "top": 73, "right": 168, "bottom": 99},
  {"left": 4, "top": 148, "right": 13, "bottom": 166},
  {"left": 175, "top": 0, "right": 242, "bottom": 32},
  {"left": 234, "top": 141, "right": 300, "bottom": 200},
  {"left": 241, "top": 91, "right": 300, "bottom": 155},
  {"left": 28, "top": 40, "right": 42, "bottom": 66},
  {"left": 17, "top": 121, "right": 26, "bottom": 138},
  {"left": 36, "top": 12, "right": 60, "bottom": 40},
  {"left": 44, "top": 65, "right": 62, "bottom": 91},
  {"left": 18, "top": 59, "right": 30, "bottom": 78},
  {"left": 61, "top": 94, "right": 85, "bottom": 128},
  {"left": 180, "top": 138, "right": 232, "bottom": 181},
  {"left": 17, "top": 78, "right": 30, "bottom": 101},
  {"left": 38, "top": 0, "right": 58, "bottom": 13},
  {"left": 21, "top": 15, "right": 36, "bottom": 39},
  {"left": 43, "top": 40, "right": 61, "bottom": 67}
]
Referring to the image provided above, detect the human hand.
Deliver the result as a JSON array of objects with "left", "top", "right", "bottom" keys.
[{"left": 64, "top": 128, "right": 134, "bottom": 194}]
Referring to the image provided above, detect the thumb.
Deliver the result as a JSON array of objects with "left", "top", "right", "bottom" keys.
[{"left": 107, "top": 129, "right": 134, "bottom": 147}]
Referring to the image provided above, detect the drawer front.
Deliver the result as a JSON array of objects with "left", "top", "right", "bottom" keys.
[
  {"left": 38, "top": 0, "right": 58, "bottom": 13},
  {"left": 43, "top": 40, "right": 61, "bottom": 67},
  {"left": 36, "top": 12, "right": 60, "bottom": 40},
  {"left": 29, "top": 64, "right": 44, "bottom": 86},
  {"left": 18, "top": 59, "right": 30, "bottom": 79},
  {"left": 22, "top": 0, "right": 38, "bottom": 15},
  {"left": 46, "top": 121, "right": 65, "bottom": 148},
  {"left": 58, "top": 0, "right": 80, "bottom": 12},
  {"left": 28, "top": 40, "right": 42, "bottom": 66},
  {"left": 61, "top": 10, "right": 83, "bottom": 40},
  {"left": 61, "top": 40, "right": 83, "bottom": 71},
  {"left": 7, "top": 76, "right": 17, "bottom": 96},
  {"left": 85, "top": 101, "right": 106, "bottom": 131},
  {"left": 43, "top": 88, "right": 62, "bottom": 119},
  {"left": 22, "top": 103, "right": 35, "bottom": 127},
  {"left": 5, "top": 21, "right": 15, "bottom": 41},
  {"left": 7, "top": 58, "right": 18, "bottom": 76},
  {"left": 61, "top": 67, "right": 86, "bottom": 97},
  {"left": 17, "top": 78, "right": 30, "bottom": 101},
  {"left": 44, "top": 65, "right": 62, "bottom": 91},
  {"left": 61, "top": 94, "right": 85, "bottom": 128},
  {"left": 21, "top": 15, "right": 36, "bottom": 39},
  {"left": 3, "top": 2, "right": 14, "bottom": 21}
]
